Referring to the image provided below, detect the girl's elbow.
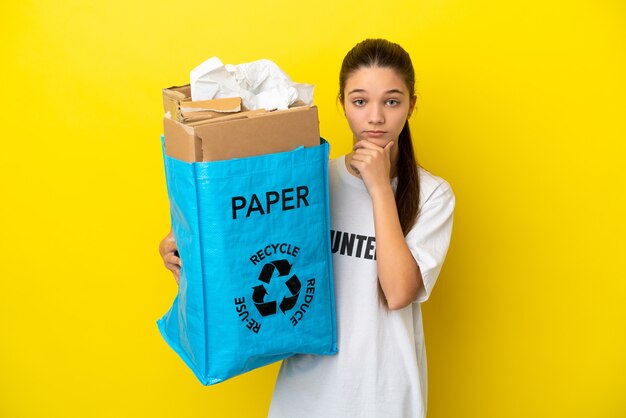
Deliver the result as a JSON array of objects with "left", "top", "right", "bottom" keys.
[
  {"left": 387, "top": 298, "right": 411, "bottom": 311},
  {"left": 385, "top": 286, "right": 419, "bottom": 310},
  {"left": 384, "top": 275, "right": 423, "bottom": 310},
  {"left": 380, "top": 262, "right": 423, "bottom": 310}
]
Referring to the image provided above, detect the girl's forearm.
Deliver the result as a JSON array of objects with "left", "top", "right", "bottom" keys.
[{"left": 370, "top": 185, "right": 422, "bottom": 310}]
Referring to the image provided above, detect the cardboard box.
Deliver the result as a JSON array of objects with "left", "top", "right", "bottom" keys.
[
  {"left": 162, "top": 85, "right": 190, "bottom": 121},
  {"left": 163, "top": 85, "right": 242, "bottom": 123},
  {"left": 163, "top": 105, "right": 320, "bottom": 162}
]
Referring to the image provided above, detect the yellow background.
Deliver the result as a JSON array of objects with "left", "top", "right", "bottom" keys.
[{"left": 1, "top": 0, "right": 625, "bottom": 417}]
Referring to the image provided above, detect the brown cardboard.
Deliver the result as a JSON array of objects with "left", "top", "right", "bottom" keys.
[
  {"left": 180, "top": 97, "right": 241, "bottom": 112},
  {"left": 163, "top": 105, "right": 320, "bottom": 163},
  {"left": 162, "top": 85, "right": 190, "bottom": 121},
  {"left": 198, "top": 105, "right": 319, "bottom": 161},
  {"left": 163, "top": 117, "right": 203, "bottom": 162},
  {"left": 163, "top": 85, "right": 241, "bottom": 123},
  {"left": 185, "top": 108, "right": 267, "bottom": 127},
  {"left": 179, "top": 97, "right": 242, "bottom": 123},
  {"left": 163, "top": 108, "right": 269, "bottom": 161}
]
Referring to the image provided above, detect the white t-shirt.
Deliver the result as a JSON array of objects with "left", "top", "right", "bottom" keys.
[{"left": 268, "top": 156, "right": 455, "bottom": 418}]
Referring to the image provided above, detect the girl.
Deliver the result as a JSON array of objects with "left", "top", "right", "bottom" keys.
[{"left": 160, "top": 39, "right": 455, "bottom": 418}]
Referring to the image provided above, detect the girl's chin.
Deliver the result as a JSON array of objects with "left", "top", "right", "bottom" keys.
[{"left": 357, "top": 137, "right": 394, "bottom": 147}]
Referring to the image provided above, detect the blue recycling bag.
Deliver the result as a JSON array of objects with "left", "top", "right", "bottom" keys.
[{"left": 158, "top": 138, "right": 337, "bottom": 385}]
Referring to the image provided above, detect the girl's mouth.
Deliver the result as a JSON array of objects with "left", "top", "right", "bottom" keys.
[{"left": 364, "top": 130, "right": 386, "bottom": 138}]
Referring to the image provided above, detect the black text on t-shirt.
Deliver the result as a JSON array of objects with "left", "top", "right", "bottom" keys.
[{"left": 330, "top": 230, "right": 376, "bottom": 260}]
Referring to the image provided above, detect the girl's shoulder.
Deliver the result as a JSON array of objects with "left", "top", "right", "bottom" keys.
[{"left": 417, "top": 166, "right": 455, "bottom": 205}]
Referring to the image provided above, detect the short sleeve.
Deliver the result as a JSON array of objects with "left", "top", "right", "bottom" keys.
[{"left": 406, "top": 179, "right": 455, "bottom": 304}]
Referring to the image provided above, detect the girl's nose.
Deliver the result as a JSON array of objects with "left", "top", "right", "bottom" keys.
[{"left": 368, "top": 104, "right": 385, "bottom": 125}]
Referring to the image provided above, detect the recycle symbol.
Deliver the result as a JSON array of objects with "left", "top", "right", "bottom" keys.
[{"left": 252, "top": 259, "right": 301, "bottom": 317}]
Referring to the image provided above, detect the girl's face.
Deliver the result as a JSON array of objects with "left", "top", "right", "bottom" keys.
[{"left": 342, "top": 66, "right": 416, "bottom": 148}]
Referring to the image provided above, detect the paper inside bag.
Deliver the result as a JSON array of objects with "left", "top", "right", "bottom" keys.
[{"left": 190, "top": 57, "right": 314, "bottom": 110}]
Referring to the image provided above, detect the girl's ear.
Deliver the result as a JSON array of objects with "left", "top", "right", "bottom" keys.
[{"left": 408, "top": 95, "right": 417, "bottom": 119}]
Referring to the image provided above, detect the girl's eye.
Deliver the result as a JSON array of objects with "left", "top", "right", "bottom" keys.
[
  {"left": 353, "top": 99, "right": 366, "bottom": 106},
  {"left": 386, "top": 99, "right": 400, "bottom": 106}
]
